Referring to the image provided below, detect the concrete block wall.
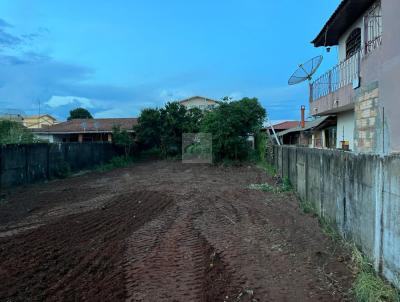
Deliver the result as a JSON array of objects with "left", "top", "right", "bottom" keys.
[
  {"left": 268, "top": 145, "right": 400, "bottom": 287},
  {"left": 0, "top": 143, "right": 119, "bottom": 188}
]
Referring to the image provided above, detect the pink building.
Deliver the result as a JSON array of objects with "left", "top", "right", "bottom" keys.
[{"left": 310, "top": 0, "right": 400, "bottom": 154}]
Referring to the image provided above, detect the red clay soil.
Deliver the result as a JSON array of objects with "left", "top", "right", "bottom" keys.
[{"left": 0, "top": 161, "right": 354, "bottom": 302}]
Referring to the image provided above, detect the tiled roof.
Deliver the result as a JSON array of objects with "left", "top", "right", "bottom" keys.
[
  {"left": 32, "top": 118, "right": 138, "bottom": 134},
  {"left": 277, "top": 116, "right": 332, "bottom": 137},
  {"left": 269, "top": 121, "right": 300, "bottom": 130}
]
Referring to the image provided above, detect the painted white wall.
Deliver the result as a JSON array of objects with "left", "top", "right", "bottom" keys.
[
  {"left": 336, "top": 110, "right": 355, "bottom": 150},
  {"left": 180, "top": 97, "right": 218, "bottom": 110}
]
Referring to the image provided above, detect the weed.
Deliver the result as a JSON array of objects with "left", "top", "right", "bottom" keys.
[
  {"left": 318, "top": 217, "right": 341, "bottom": 242},
  {"left": 248, "top": 180, "right": 292, "bottom": 194},
  {"left": 348, "top": 245, "right": 400, "bottom": 302},
  {"left": 55, "top": 161, "right": 71, "bottom": 179},
  {"left": 353, "top": 270, "right": 399, "bottom": 302},
  {"left": 95, "top": 156, "right": 133, "bottom": 172},
  {"left": 248, "top": 183, "right": 276, "bottom": 192},
  {"left": 256, "top": 160, "right": 276, "bottom": 176},
  {"left": 299, "top": 200, "right": 317, "bottom": 215}
]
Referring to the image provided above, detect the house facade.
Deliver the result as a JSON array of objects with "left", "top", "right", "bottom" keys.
[
  {"left": 310, "top": 0, "right": 400, "bottom": 154},
  {"left": 23, "top": 115, "right": 58, "bottom": 129},
  {"left": 32, "top": 118, "right": 137, "bottom": 143},
  {"left": 179, "top": 96, "right": 218, "bottom": 111}
]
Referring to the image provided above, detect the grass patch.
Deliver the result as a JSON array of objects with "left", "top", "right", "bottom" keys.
[
  {"left": 298, "top": 197, "right": 399, "bottom": 301},
  {"left": 256, "top": 160, "right": 276, "bottom": 176},
  {"left": 95, "top": 156, "right": 134, "bottom": 172},
  {"left": 248, "top": 177, "right": 292, "bottom": 194},
  {"left": 351, "top": 246, "right": 400, "bottom": 302}
]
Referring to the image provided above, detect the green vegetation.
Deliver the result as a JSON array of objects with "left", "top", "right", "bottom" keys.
[
  {"left": 54, "top": 161, "right": 72, "bottom": 179},
  {"left": 134, "top": 97, "right": 266, "bottom": 163},
  {"left": 134, "top": 103, "right": 204, "bottom": 158},
  {"left": 201, "top": 97, "right": 266, "bottom": 162},
  {"left": 351, "top": 247, "right": 399, "bottom": 302},
  {"left": 112, "top": 126, "right": 134, "bottom": 158},
  {"left": 67, "top": 107, "right": 93, "bottom": 120},
  {"left": 248, "top": 177, "right": 292, "bottom": 194},
  {"left": 297, "top": 198, "right": 399, "bottom": 301},
  {"left": 0, "top": 120, "right": 35, "bottom": 145},
  {"left": 95, "top": 156, "right": 134, "bottom": 172}
]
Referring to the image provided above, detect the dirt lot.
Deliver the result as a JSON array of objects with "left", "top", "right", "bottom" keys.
[{"left": 0, "top": 161, "right": 354, "bottom": 301}]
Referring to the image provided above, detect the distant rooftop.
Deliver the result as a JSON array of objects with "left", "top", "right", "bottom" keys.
[
  {"left": 178, "top": 96, "right": 218, "bottom": 104},
  {"left": 32, "top": 118, "right": 138, "bottom": 134}
]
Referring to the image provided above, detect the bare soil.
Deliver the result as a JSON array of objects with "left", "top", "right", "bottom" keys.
[{"left": 0, "top": 161, "right": 354, "bottom": 301}]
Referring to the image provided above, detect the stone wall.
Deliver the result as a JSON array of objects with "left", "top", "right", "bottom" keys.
[
  {"left": 268, "top": 145, "right": 400, "bottom": 287},
  {"left": 354, "top": 82, "right": 382, "bottom": 153}
]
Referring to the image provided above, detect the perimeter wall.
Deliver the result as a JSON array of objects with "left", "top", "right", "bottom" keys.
[
  {"left": 268, "top": 145, "right": 400, "bottom": 286},
  {"left": 0, "top": 143, "right": 118, "bottom": 188}
]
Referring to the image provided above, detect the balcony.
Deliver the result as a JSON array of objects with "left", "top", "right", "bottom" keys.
[{"left": 310, "top": 1, "right": 382, "bottom": 115}]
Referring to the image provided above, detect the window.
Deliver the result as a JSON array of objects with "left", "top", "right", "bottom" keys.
[{"left": 346, "top": 28, "right": 361, "bottom": 58}]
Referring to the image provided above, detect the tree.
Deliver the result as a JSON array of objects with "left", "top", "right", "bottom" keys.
[
  {"left": 112, "top": 126, "right": 134, "bottom": 158},
  {"left": 159, "top": 102, "right": 188, "bottom": 156},
  {"left": 134, "top": 108, "right": 161, "bottom": 149},
  {"left": 134, "top": 103, "right": 205, "bottom": 157},
  {"left": 67, "top": 107, "right": 93, "bottom": 120},
  {"left": 201, "top": 97, "right": 266, "bottom": 161},
  {"left": 0, "top": 120, "right": 35, "bottom": 145}
]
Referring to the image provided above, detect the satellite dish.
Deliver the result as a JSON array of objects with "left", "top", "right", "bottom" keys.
[{"left": 288, "top": 55, "right": 323, "bottom": 85}]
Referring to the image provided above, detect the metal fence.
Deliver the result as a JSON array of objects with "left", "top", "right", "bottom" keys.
[{"left": 311, "top": 51, "right": 360, "bottom": 101}]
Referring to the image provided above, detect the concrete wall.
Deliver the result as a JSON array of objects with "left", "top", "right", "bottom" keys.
[
  {"left": 268, "top": 145, "right": 400, "bottom": 287},
  {"left": 336, "top": 110, "right": 355, "bottom": 150},
  {"left": 0, "top": 143, "right": 118, "bottom": 188},
  {"left": 381, "top": 0, "right": 400, "bottom": 153}
]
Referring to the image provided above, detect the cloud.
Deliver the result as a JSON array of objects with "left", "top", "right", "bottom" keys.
[
  {"left": 46, "top": 96, "right": 95, "bottom": 108},
  {"left": 0, "top": 29, "right": 21, "bottom": 47}
]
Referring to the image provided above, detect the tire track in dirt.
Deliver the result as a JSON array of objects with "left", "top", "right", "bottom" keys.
[
  {"left": 124, "top": 203, "right": 245, "bottom": 302},
  {"left": 0, "top": 191, "right": 173, "bottom": 302}
]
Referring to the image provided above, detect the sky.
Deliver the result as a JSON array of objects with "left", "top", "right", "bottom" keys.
[{"left": 0, "top": 0, "right": 341, "bottom": 122}]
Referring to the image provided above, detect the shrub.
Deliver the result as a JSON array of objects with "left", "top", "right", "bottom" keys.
[{"left": 54, "top": 161, "right": 71, "bottom": 179}]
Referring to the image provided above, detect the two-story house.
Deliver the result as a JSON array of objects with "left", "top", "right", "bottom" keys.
[
  {"left": 178, "top": 96, "right": 219, "bottom": 111},
  {"left": 310, "top": 0, "right": 400, "bottom": 154}
]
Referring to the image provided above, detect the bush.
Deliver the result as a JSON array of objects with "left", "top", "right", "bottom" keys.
[
  {"left": 201, "top": 97, "right": 266, "bottom": 162},
  {"left": 96, "top": 156, "right": 133, "bottom": 172},
  {"left": 0, "top": 120, "right": 35, "bottom": 145},
  {"left": 54, "top": 161, "right": 71, "bottom": 179}
]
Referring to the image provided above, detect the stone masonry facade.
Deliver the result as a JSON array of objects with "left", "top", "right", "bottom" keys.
[{"left": 354, "top": 83, "right": 380, "bottom": 153}]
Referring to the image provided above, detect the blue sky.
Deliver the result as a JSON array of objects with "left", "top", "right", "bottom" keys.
[{"left": 0, "top": 0, "right": 340, "bottom": 121}]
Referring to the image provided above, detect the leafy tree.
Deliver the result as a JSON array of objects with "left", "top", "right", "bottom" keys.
[
  {"left": 67, "top": 107, "right": 93, "bottom": 120},
  {"left": 201, "top": 97, "right": 266, "bottom": 161},
  {"left": 134, "top": 108, "right": 161, "bottom": 149},
  {"left": 185, "top": 108, "right": 204, "bottom": 133},
  {"left": 0, "top": 120, "right": 35, "bottom": 145},
  {"left": 159, "top": 102, "right": 188, "bottom": 156},
  {"left": 112, "top": 126, "right": 134, "bottom": 158}
]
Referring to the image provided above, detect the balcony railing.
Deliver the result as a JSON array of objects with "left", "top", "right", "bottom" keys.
[
  {"left": 311, "top": 51, "right": 360, "bottom": 102},
  {"left": 311, "top": 1, "right": 382, "bottom": 102}
]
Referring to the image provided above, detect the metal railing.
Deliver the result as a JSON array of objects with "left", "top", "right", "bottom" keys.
[
  {"left": 311, "top": 1, "right": 382, "bottom": 102},
  {"left": 311, "top": 51, "right": 360, "bottom": 101}
]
